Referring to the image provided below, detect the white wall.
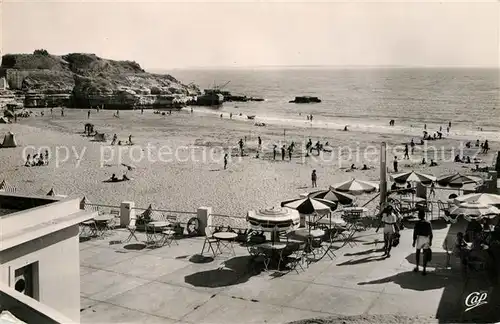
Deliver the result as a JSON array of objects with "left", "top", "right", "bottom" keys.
[{"left": 0, "top": 225, "right": 81, "bottom": 323}]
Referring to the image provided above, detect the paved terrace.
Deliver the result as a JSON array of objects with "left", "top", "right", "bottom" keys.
[{"left": 79, "top": 222, "right": 499, "bottom": 324}]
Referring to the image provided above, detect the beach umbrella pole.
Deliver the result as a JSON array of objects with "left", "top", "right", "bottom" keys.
[{"left": 380, "top": 142, "right": 387, "bottom": 208}]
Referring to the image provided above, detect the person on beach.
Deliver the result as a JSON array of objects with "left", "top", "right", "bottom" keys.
[
  {"left": 311, "top": 170, "right": 317, "bottom": 188},
  {"left": 88, "top": 110, "right": 91, "bottom": 119},
  {"left": 424, "top": 124, "right": 426, "bottom": 130},
  {"left": 273, "top": 145, "right": 277, "bottom": 160},
  {"left": 404, "top": 144, "right": 409, "bottom": 159},
  {"left": 429, "top": 181, "right": 436, "bottom": 198},
  {"left": 116, "top": 110, "right": 120, "bottom": 117},
  {"left": 446, "top": 127, "right": 449, "bottom": 134},
  {"left": 220, "top": 114, "right": 223, "bottom": 119},
  {"left": 111, "top": 134, "right": 117, "bottom": 145},
  {"left": 281, "top": 145, "right": 286, "bottom": 160},
  {"left": 307, "top": 115, "right": 310, "bottom": 121},
  {"left": 258, "top": 136, "right": 262, "bottom": 151},
  {"left": 448, "top": 121, "right": 451, "bottom": 128},
  {"left": 224, "top": 154, "right": 228, "bottom": 170},
  {"left": 482, "top": 140, "right": 489, "bottom": 153},
  {"left": 230, "top": 113, "right": 233, "bottom": 119},
  {"left": 24, "top": 154, "right": 31, "bottom": 167},
  {"left": 50, "top": 107, "right": 53, "bottom": 116},
  {"left": 410, "top": 139, "right": 415, "bottom": 154},
  {"left": 393, "top": 156, "right": 398, "bottom": 173},
  {"left": 412, "top": 209, "right": 433, "bottom": 275},
  {"left": 430, "top": 159, "right": 437, "bottom": 167},
  {"left": 141, "top": 108, "right": 144, "bottom": 114},
  {"left": 128, "top": 135, "right": 133, "bottom": 145},
  {"left": 190, "top": 107, "right": 193, "bottom": 113},
  {"left": 238, "top": 139, "right": 244, "bottom": 156},
  {"left": 61, "top": 108, "right": 64, "bottom": 117},
  {"left": 310, "top": 115, "right": 313, "bottom": 122},
  {"left": 379, "top": 205, "right": 398, "bottom": 258},
  {"left": 110, "top": 173, "right": 118, "bottom": 182},
  {"left": 288, "top": 145, "right": 293, "bottom": 160}
]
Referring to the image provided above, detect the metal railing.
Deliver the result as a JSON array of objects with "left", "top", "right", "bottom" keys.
[
  {"left": 209, "top": 213, "right": 248, "bottom": 231},
  {"left": 131, "top": 206, "right": 197, "bottom": 224}
]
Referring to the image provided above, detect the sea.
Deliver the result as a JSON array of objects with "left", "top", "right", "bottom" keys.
[{"left": 168, "top": 68, "right": 500, "bottom": 141}]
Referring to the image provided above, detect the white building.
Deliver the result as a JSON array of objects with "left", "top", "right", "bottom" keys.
[{"left": 0, "top": 193, "right": 96, "bottom": 323}]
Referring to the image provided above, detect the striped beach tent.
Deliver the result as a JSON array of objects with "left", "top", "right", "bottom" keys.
[{"left": 0, "top": 180, "right": 16, "bottom": 193}]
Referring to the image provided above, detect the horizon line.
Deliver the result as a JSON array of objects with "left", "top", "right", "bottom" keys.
[{"left": 152, "top": 64, "right": 499, "bottom": 71}]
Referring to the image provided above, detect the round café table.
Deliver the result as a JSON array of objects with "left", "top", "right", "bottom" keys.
[
  {"left": 213, "top": 231, "right": 238, "bottom": 256},
  {"left": 255, "top": 242, "right": 288, "bottom": 271},
  {"left": 94, "top": 214, "right": 115, "bottom": 237}
]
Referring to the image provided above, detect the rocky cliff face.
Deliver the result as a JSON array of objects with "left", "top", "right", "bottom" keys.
[{"left": 0, "top": 52, "right": 200, "bottom": 109}]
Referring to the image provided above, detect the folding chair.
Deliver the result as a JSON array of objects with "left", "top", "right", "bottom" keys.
[
  {"left": 80, "top": 220, "right": 98, "bottom": 237},
  {"left": 109, "top": 209, "right": 120, "bottom": 229},
  {"left": 284, "top": 241, "right": 308, "bottom": 273},
  {"left": 161, "top": 227, "right": 178, "bottom": 246},
  {"left": 201, "top": 227, "right": 220, "bottom": 256},
  {"left": 124, "top": 217, "right": 139, "bottom": 243}
]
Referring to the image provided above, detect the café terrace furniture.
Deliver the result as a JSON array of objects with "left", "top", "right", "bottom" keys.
[
  {"left": 213, "top": 231, "right": 238, "bottom": 256},
  {"left": 124, "top": 217, "right": 139, "bottom": 243},
  {"left": 202, "top": 227, "right": 221, "bottom": 257},
  {"left": 146, "top": 220, "right": 171, "bottom": 247}
]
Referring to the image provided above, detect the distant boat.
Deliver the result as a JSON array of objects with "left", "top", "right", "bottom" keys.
[
  {"left": 247, "top": 115, "right": 256, "bottom": 120},
  {"left": 289, "top": 96, "right": 321, "bottom": 103}
]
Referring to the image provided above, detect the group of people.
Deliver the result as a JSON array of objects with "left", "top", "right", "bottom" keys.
[
  {"left": 24, "top": 151, "right": 49, "bottom": 167},
  {"left": 111, "top": 134, "right": 133, "bottom": 146},
  {"left": 379, "top": 205, "right": 433, "bottom": 275}
]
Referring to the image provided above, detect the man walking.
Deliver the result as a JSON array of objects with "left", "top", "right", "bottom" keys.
[
  {"left": 273, "top": 145, "right": 277, "bottom": 160},
  {"left": 413, "top": 209, "right": 433, "bottom": 275},
  {"left": 393, "top": 156, "right": 399, "bottom": 173},
  {"left": 224, "top": 154, "right": 228, "bottom": 170},
  {"left": 311, "top": 170, "right": 317, "bottom": 188},
  {"left": 281, "top": 145, "right": 286, "bottom": 160}
]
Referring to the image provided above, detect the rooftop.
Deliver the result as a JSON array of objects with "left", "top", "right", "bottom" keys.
[{"left": 79, "top": 221, "right": 500, "bottom": 324}]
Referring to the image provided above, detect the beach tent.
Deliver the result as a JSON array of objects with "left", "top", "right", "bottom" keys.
[
  {"left": 0, "top": 116, "right": 9, "bottom": 124},
  {"left": 94, "top": 133, "right": 106, "bottom": 142},
  {"left": 47, "top": 188, "right": 56, "bottom": 196},
  {"left": 1, "top": 132, "right": 17, "bottom": 148},
  {"left": 0, "top": 179, "right": 16, "bottom": 193}
]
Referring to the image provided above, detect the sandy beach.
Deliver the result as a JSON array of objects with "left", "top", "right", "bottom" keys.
[{"left": 0, "top": 108, "right": 497, "bottom": 225}]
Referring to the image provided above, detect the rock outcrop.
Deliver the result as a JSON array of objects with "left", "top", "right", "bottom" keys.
[{"left": 0, "top": 51, "right": 200, "bottom": 109}]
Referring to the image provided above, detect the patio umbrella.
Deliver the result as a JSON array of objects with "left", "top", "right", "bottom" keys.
[
  {"left": 454, "top": 193, "right": 500, "bottom": 206},
  {"left": 448, "top": 202, "right": 500, "bottom": 222},
  {"left": 331, "top": 178, "right": 379, "bottom": 194},
  {"left": 308, "top": 188, "right": 356, "bottom": 205},
  {"left": 280, "top": 197, "right": 337, "bottom": 214},
  {"left": 437, "top": 173, "right": 480, "bottom": 188},
  {"left": 391, "top": 171, "right": 436, "bottom": 185},
  {"left": 247, "top": 207, "right": 300, "bottom": 232}
]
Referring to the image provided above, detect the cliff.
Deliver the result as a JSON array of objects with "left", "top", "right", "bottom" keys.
[{"left": 0, "top": 51, "right": 200, "bottom": 109}]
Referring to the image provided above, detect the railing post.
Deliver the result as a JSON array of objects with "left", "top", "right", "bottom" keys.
[
  {"left": 120, "top": 201, "right": 135, "bottom": 227},
  {"left": 197, "top": 206, "right": 212, "bottom": 236}
]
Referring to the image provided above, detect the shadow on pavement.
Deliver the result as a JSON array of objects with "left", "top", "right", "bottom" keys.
[{"left": 358, "top": 270, "right": 456, "bottom": 291}]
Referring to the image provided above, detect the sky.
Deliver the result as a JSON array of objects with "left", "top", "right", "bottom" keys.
[{"left": 2, "top": 0, "right": 499, "bottom": 69}]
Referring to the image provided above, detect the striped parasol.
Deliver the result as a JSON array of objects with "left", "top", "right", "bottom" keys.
[
  {"left": 331, "top": 178, "right": 379, "bottom": 194},
  {"left": 454, "top": 193, "right": 500, "bottom": 206},
  {"left": 246, "top": 207, "right": 300, "bottom": 232},
  {"left": 447, "top": 202, "right": 500, "bottom": 223},
  {"left": 0, "top": 180, "right": 16, "bottom": 193},
  {"left": 281, "top": 197, "right": 337, "bottom": 215},
  {"left": 437, "top": 173, "right": 480, "bottom": 188},
  {"left": 308, "top": 188, "right": 356, "bottom": 205},
  {"left": 391, "top": 171, "right": 436, "bottom": 185}
]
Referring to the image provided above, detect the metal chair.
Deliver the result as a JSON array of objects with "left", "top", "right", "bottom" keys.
[
  {"left": 124, "top": 217, "right": 139, "bottom": 243},
  {"left": 201, "top": 227, "right": 220, "bottom": 256}
]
